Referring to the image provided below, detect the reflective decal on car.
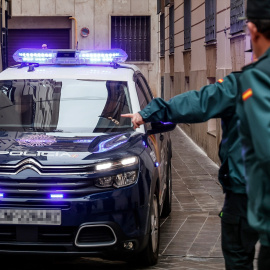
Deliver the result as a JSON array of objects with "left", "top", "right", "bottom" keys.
[{"left": 0, "top": 151, "right": 81, "bottom": 158}]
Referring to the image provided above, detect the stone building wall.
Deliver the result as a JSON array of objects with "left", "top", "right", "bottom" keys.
[{"left": 160, "top": 0, "right": 251, "bottom": 164}]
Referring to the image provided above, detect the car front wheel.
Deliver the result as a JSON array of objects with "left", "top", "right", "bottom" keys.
[{"left": 137, "top": 192, "right": 160, "bottom": 266}]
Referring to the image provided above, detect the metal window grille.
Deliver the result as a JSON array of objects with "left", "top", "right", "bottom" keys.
[
  {"left": 165, "top": 0, "right": 174, "bottom": 6},
  {"left": 165, "top": 0, "right": 170, "bottom": 6},
  {"left": 205, "top": 0, "right": 216, "bottom": 42},
  {"left": 169, "top": 5, "right": 174, "bottom": 54},
  {"left": 160, "top": 13, "right": 165, "bottom": 57},
  {"left": 230, "top": 0, "right": 245, "bottom": 34},
  {"left": 184, "top": 0, "right": 191, "bottom": 50},
  {"left": 111, "top": 16, "right": 151, "bottom": 62},
  {"left": 1, "top": 1, "right": 9, "bottom": 70},
  {"left": 157, "top": 0, "right": 161, "bottom": 14}
]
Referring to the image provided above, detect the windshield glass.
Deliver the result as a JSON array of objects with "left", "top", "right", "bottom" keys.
[{"left": 0, "top": 79, "right": 133, "bottom": 133}]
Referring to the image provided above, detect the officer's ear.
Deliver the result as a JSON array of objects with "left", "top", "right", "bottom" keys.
[{"left": 248, "top": 22, "right": 260, "bottom": 43}]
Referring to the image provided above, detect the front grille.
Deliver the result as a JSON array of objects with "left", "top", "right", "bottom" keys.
[
  {"left": 38, "top": 226, "right": 76, "bottom": 243},
  {"left": 0, "top": 226, "right": 16, "bottom": 241},
  {"left": 0, "top": 158, "right": 96, "bottom": 175},
  {"left": 0, "top": 225, "right": 76, "bottom": 243},
  {"left": 75, "top": 225, "right": 116, "bottom": 247},
  {"left": 0, "top": 176, "right": 113, "bottom": 198},
  {"left": 0, "top": 201, "right": 70, "bottom": 209},
  {"left": 0, "top": 157, "right": 137, "bottom": 198}
]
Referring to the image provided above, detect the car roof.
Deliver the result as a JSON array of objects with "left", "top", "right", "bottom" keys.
[{"left": 0, "top": 63, "right": 140, "bottom": 81}]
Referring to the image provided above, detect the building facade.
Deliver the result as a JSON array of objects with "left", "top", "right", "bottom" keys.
[
  {"left": 158, "top": 0, "right": 251, "bottom": 164},
  {"left": 7, "top": 0, "right": 159, "bottom": 95}
]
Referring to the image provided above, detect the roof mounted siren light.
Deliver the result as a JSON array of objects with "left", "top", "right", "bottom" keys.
[{"left": 13, "top": 48, "right": 128, "bottom": 65}]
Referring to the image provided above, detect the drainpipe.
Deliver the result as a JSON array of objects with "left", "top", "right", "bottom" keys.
[{"left": 69, "top": 17, "right": 78, "bottom": 49}]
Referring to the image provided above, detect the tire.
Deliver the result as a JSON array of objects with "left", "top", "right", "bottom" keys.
[
  {"left": 161, "top": 161, "right": 172, "bottom": 218},
  {"left": 136, "top": 192, "right": 160, "bottom": 266}
]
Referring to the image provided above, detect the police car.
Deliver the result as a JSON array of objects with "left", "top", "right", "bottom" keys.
[{"left": 0, "top": 48, "right": 175, "bottom": 265}]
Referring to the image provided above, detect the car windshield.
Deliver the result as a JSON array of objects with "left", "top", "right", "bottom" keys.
[{"left": 0, "top": 79, "right": 133, "bottom": 133}]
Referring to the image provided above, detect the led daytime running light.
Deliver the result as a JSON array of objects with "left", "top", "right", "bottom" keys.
[
  {"left": 121, "top": 157, "right": 137, "bottom": 166},
  {"left": 96, "top": 162, "right": 112, "bottom": 171},
  {"left": 95, "top": 156, "right": 138, "bottom": 171}
]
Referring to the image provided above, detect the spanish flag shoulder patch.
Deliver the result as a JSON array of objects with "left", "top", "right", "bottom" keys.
[
  {"left": 218, "top": 79, "right": 224, "bottom": 83},
  {"left": 242, "top": 88, "right": 253, "bottom": 101}
]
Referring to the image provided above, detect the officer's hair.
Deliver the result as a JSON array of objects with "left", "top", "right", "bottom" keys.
[{"left": 249, "top": 19, "right": 270, "bottom": 40}]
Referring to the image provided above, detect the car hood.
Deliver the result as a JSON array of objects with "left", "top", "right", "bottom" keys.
[{"left": 0, "top": 131, "right": 145, "bottom": 166}]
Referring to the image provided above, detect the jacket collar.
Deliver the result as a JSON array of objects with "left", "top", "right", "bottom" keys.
[{"left": 242, "top": 46, "right": 270, "bottom": 71}]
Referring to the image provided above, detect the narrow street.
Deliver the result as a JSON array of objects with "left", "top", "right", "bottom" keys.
[{"left": 3, "top": 127, "right": 259, "bottom": 270}]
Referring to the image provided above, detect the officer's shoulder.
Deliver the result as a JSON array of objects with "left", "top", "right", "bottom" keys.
[
  {"left": 231, "top": 71, "right": 242, "bottom": 77},
  {"left": 227, "top": 71, "right": 242, "bottom": 80}
]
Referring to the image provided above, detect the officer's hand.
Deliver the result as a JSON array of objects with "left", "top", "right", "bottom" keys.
[{"left": 121, "top": 112, "right": 145, "bottom": 129}]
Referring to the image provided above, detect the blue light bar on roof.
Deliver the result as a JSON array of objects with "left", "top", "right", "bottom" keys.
[
  {"left": 13, "top": 49, "right": 57, "bottom": 64},
  {"left": 13, "top": 48, "right": 128, "bottom": 65}
]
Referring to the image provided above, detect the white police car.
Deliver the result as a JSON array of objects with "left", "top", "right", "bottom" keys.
[{"left": 0, "top": 48, "right": 175, "bottom": 266}]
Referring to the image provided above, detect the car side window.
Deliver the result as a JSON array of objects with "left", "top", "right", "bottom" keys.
[
  {"left": 135, "top": 74, "right": 153, "bottom": 111},
  {"left": 135, "top": 82, "right": 148, "bottom": 111},
  {"left": 138, "top": 75, "right": 153, "bottom": 102}
]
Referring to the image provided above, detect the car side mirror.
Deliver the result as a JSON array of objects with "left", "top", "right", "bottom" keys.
[{"left": 146, "top": 122, "right": 176, "bottom": 135}]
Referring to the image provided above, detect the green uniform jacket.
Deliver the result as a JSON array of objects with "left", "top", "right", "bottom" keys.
[
  {"left": 237, "top": 48, "right": 270, "bottom": 246},
  {"left": 139, "top": 72, "right": 246, "bottom": 194}
]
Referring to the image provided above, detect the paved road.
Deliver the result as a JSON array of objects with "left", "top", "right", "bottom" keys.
[{"left": 3, "top": 127, "right": 259, "bottom": 270}]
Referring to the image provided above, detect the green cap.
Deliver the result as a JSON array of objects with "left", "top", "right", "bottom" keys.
[{"left": 247, "top": 0, "right": 270, "bottom": 20}]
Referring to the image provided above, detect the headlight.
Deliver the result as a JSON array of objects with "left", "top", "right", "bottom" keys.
[
  {"left": 95, "top": 156, "right": 138, "bottom": 171},
  {"left": 95, "top": 170, "right": 138, "bottom": 188}
]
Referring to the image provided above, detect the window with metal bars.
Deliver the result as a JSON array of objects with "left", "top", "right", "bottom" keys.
[
  {"left": 230, "top": 0, "right": 245, "bottom": 34},
  {"left": 111, "top": 16, "right": 151, "bottom": 62},
  {"left": 169, "top": 5, "right": 174, "bottom": 54},
  {"left": 205, "top": 0, "right": 216, "bottom": 43},
  {"left": 184, "top": 0, "right": 191, "bottom": 50},
  {"left": 160, "top": 13, "right": 165, "bottom": 57},
  {"left": 165, "top": 0, "right": 170, "bottom": 6}
]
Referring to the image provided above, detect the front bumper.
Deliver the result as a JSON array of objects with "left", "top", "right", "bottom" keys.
[{"left": 0, "top": 184, "right": 150, "bottom": 257}]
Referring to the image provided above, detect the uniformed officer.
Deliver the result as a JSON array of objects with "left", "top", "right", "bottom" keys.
[
  {"left": 122, "top": 72, "right": 258, "bottom": 269},
  {"left": 236, "top": 1, "right": 270, "bottom": 269}
]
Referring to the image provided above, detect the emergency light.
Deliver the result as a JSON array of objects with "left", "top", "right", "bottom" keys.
[
  {"left": 13, "top": 48, "right": 128, "bottom": 65},
  {"left": 50, "top": 194, "right": 64, "bottom": 199}
]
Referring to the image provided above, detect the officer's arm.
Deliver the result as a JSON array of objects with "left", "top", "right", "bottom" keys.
[
  {"left": 138, "top": 73, "right": 239, "bottom": 123},
  {"left": 241, "top": 69, "right": 270, "bottom": 162}
]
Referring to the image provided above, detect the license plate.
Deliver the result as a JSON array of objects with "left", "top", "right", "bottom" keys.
[{"left": 0, "top": 209, "right": 61, "bottom": 225}]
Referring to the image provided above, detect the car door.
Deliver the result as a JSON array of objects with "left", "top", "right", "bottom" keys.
[{"left": 134, "top": 72, "right": 167, "bottom": 205}]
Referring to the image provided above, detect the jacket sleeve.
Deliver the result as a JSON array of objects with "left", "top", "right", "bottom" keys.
[
  {"left": 240, "top": 69, "right": 270, "bottom": 162},
  {"left": 139, "top": 73, "right": 239, "bottom": 123}
]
